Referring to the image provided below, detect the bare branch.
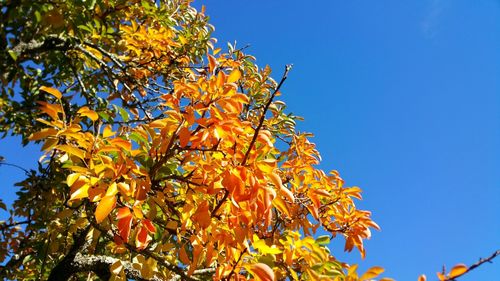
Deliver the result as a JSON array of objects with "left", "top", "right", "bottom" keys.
[
  {"left": 241, "top": 64, "right": 292, "bottom": 166},
  {"left": 445, "top": 249, "right": 500, "bottom": 281}
]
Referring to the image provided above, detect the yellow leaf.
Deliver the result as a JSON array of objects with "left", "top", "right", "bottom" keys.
[
  {"left": 437, "top": 272, "right": 446, "bottom": 281},
  {"left": 57, "top": 145, "right": 86, "bottom": 160},
  {"left": 40, "top": 86, "right": 62, "bottom": 99},
  {"left": 67, "top": 173, "right": 81, "bottom": 187},
  {"left": 70, "top": 182, "right": 89, "bottom": 201},
  {"left": 117, "top": 182, "right": 133, "bottom": 197},
  {"left": 95, "top": 195, "right": 116, "bottom": 223},
  {"left": 106, "top": 182, "right": 118, "bottom": 196},
  {"left": 77, "top": 106, "right": 99, "bottom": 121},
  {"left": 253, "top": 239, "right": 282, "bottom": 255},
  {"left": 103, "top": 125, "right": 115, "bottom": 138},
  {"left": 227, "top": 69, "right": 241, "bottom": 83},
  {"left": 41, "top": 137, "right": 59, "bottom": 151},
  {"left": 272, "top": 196, "right": 291, "bottom": 218},
  {"left": 28, "top": 128, "right": 58, "bottom": 141},
  {"left": 449, "top": 264, "right": 467, "bottom": 278}
]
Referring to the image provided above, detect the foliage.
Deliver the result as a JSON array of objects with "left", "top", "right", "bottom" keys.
[{"left": 0, "top": 0, "right": 393, "bottom": 280}]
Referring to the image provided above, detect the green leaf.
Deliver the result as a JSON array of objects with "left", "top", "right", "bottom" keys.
[
  {"left": 77, "top": 25, "right": 92, "bottom": 33},
  {"left": 8, "top": 50, "right": 17, "bottom": 61},
  {"left": 316, "top": 235, "right": 330, "bottom": 246},
  {"left": 34, "top": 11, "right": 42, "bottom": 22}
]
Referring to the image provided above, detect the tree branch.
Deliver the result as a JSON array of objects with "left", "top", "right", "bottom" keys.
[
  {"left": 445, "top": 249, "right": 500, "bottom": 281},
  {"left": 47, "top": 225, "right": 91, "bottom": 281},
  {"left": 241, "top": 64, "right": 292, "bottom": 166},
  {"left": 68, "top": 253, "right": 163, "bottom": 281},
  {"left": 10, "top": 35, "right": 71, "bottom": 58}
]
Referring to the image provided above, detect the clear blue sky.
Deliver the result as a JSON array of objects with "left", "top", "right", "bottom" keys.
[
  {"left": 193, "top": 0, "right": 500, "bottom": 280},
  {"left": 1, "top": 0, "right": 499, "bottom": 280}
]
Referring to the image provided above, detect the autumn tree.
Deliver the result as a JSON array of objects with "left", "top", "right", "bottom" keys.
[{"left": 0, "top": 0, "right": 390, "bottom": 280}]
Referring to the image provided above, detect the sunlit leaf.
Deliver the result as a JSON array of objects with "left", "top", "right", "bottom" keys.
[
  {"left": 95, "top": 195, "right": 117, "bottom": 223},
  {"left": 449, "top": 264, "right": 467, "bottom": 278},
  {"left": 248, "top": 263, "right": 275, "bottom": 281},
  {"left": 40, "top": 86, "right": 62, "bottom": 99}
]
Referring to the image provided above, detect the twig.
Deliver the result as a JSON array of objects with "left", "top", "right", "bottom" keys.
[
  {"left": 241, "top": 64, "right": 292, "bottom": 166},
  {"left": 0, "top": 162, "right": 30, "bottom": 175},
  {"left": 445, "top": 249, "right": 500, "bottom": 281},
  {"left": 224, "top": 248, "right": 248, "bottom": 280}
]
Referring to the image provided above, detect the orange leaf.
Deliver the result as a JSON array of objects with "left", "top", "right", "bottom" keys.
[
  {"left": 37, "top": 101, "right": 62, "bottom": 120},
  {"left": 272, "top": 196, "right": 291, "bottom": 218},
  {"left": 142, "top": 219, "right": 156, "bottom": 233},
  {"left": 249, "top": 263, "right": 275, "bottom": 281},
  {"left": 178, "top": 126, "right": 191, "bottom": 147},
  {"left": 95, "top": 195, "right": 116, "bottom": 223},
  {"left": 207, "top": 54, "right": 217, "bottom": 73},
  {"left": 192, "top": 201, "right": 211, "bottom": 229},
  {"left": 40, "top": 86, "right": 62, "bottom": 99},
  {"left": 135, "top": 225, "right": 151, "bottom": 250},
  {"left": 110, "top": 138, "right": 132, "bottom": 151},
  {"left": 117, "top": 208, "right": 133, "bottom": 242},
  {"left": 179, "top": 245, "right": 190, "bottom": 264},
  {"left": 360, "top": 266, "right": 384, "bottom": 280},
  {"left": 449, "top": 264, "right": 467, "bottom": 278},
  {"left": 117, "top": 207, "right": 132, "bottom": 220},
  {"left": 269, "top": 172, "right": 283, "bottom": 190},
  {"left": 418, "top": 274, "right": 427, "bottom": 281}
]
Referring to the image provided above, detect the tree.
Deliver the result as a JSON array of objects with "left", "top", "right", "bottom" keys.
[{"left": 0, "top": 0, "right": 407, "bottom": 280}]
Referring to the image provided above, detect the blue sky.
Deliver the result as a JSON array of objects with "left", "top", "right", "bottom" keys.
[
  {"left": 193, "top": 0, "right": 500, "bottom": 280},
  {"left": 0, "top": 0, "right": 498, "bottom": 280}
]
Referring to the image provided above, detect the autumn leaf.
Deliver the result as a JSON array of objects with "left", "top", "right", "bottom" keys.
[
  {"left": 227, "top": 69, "right": 242, "bottom": 83},
  {"left": 449, "top": 264, "right": 467, "bottom": 278},
  {"left": 95, "top": 195, "right": 117, "bottom": 223},
  {"left": 40, "top": 86, "right": 62, "bottom": 99},
  {"left": 135, "top": 225, "right": 152, "bottom": 250},
  {"left": 360, "top": 266, "right": 384, "bottom": 280},
  {"left": 5, "top": 1, "right": 390, "bottom": 280},
  {"left": 77, "top": 106, "right": 99, "bottom": 121},
  {"left": 248, "top": 263, "right": 275, "bottom": 281},
  {"left": 117, "top": 207, "right": 133, "bottom": 242}
]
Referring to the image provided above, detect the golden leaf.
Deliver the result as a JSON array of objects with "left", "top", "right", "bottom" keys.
[
  {"left": 449, "top": 264, "right": 467, "bottom": 278},
  {"left": 40, "top": 86, "right": 62, "bottom": 99},
  {"left": 227, "top": 69, "right": 242, "bottom": 83},
  {"left": 28, "top": 128, "right": 58, "bottom": 141},
  {"left": 95, "top": 195, "right": 117, "bottom": 223},
  {"left": 360, "top": 266, "right": 384, "bottom": 281},
  {"left": 77, "top": 106, "right": 99, "bottom": 121}
]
